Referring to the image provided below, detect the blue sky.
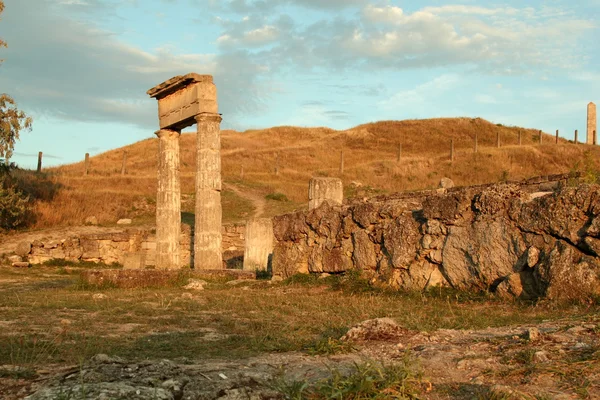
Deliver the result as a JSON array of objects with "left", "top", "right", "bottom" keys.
[{"left": 1, "top": 0, "right": 599, "bottom": 168}]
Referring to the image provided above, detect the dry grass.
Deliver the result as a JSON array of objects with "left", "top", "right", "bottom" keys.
[{"left": 25, "top": 118, "right": 600, "bottom": 228}]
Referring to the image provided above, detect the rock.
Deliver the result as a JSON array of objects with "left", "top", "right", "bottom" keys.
[
  {"left": 496, "top": 273, "right": 523, "bottom": 299},
  {"left": 92, "top": 293, "right": 108, "bottom": 300},
  {"left": 341, "top": 318, "right": 409, "bottom": 341},
  {"left": 12, "top": 262, "right": 30, "bottom": 268},
  {"left": 91, "top": 353, "right": 124, "bottom": 364},
  {"left": 15, "top": 241, "right": 32, "bottom": 257},
  {"left": 180, "top": 293, "right": 193, "bottom": 300},
  {"left": 8, "top": 255, "right": 22, "bottom": 263},
  {"left": 271, "top": 275, "right": 283, "bottom": 282},
  {"left": 84, "top": 216, "right": 98, "bottom": 226},
  {"left": 439, "top": 177, "right": 455, "bottom": 189},
  {"left": 117, "top": 218, "right": 132, "bottom": 225},
  {"left": 533, "top": 351, "right": 549, "bottom": 363},
  {"left": 526, "top": 327, "right": 541, "bottom": 342},
  {"left": 526, "top": 246, "right": 540, "bottom": 268},
  {"left": 183, "top": 279, "right": 206, "bottom": 290}
]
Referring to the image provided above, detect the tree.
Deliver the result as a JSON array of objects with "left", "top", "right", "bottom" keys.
[{"left": 0, "top": 1, "right": 32, "bottom": 161}]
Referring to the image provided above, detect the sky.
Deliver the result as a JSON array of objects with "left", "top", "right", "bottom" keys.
[{"left": 0, "top": 0, "right": 599, "bottom": 168}]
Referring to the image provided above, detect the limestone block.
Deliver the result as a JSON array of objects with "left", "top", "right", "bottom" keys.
[
  {"left": 308, "top": 177, "right": 343, "bottom": 210},
  {"left": 147, "top": 74, "right": 218, "bottom": 131},
  {"left": 15, "top": 241, "right": 31, "bottom": 257},
  {"left": 117, "top": 219, "right": 132, "bottom": 225},
  {"left": 243, "top": 218, "right": 274, "bottom": 272}
]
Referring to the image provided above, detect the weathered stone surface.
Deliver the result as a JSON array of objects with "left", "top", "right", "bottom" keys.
[
  {"left": 439, "top": 177, "right": 455, "bottom": 189},
  {"left": 155, "top": 129, "right": 181, "bottom": 270},
  {"left": 117, "top": 218, "right": 132, "bottom": 225},
  {"left": 194, "top": 113, "right": 223, "bottom": 270},
  {"left": 588, "top": 102, "right": 596, "bottom": 145},
  {"left": 15, "top": 241, "right": 31, "bottom": 257},
  {"left": 272, "top": 176, "right": 600, "bottom": 300},
  {"left": 147, "top": 73, "right": 218, "bottom": 131},
  {"left": 243, "top": 218, "right": 274, "bottom": 272},
  {"left": 308, "top": 177, "right": 343, "bottom": 210},
  {"left": 12, "top": 261, "right": 30, "bottom": 268}
]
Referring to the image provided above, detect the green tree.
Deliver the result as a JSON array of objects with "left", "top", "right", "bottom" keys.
[{"left": 0, "top": 0, "right": 32, "bottom": 161}]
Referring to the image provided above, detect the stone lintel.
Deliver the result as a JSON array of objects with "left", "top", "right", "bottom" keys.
[{"left": 147, "top": 73, "right": 213, "bottom": 99}]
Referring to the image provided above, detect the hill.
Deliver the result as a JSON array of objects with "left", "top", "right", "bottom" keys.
[{"left": 23, "top": 118, "right": 600, "bottom": 229}]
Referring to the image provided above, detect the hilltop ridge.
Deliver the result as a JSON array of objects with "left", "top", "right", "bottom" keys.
[{"left": 27, "top": 117, "right": 600, "bottom": 228}]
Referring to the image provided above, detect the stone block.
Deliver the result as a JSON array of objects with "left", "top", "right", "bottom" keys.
[
  {"left": 308, "top": 177, "right": 343, "bottom": 210},
  {"left": 147, "top": 74, "right": 218, "bottom": 131},
  {"left": 243, "top": 218, "right": 274, "bottom": 272},
  {"left": 117, "top": 219, "right": 132, "bottom": 225},
  {"left": 15, "top": 241, "right": 31, "bottom": 257}
]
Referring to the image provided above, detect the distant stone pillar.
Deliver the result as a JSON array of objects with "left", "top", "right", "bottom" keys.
[
  {"left": 194, "top": 113, "right": 223, "bottom": 270},
  {"left": 474, "top": 134, "right": 478, "bottom": 153},
  {"left": 339, "top": 149, "right": 344, "bottom": 175},
  {"left": 450, "top": 139, "right": 455, "bottom": 161},
  {"left": 588, "top": 102, "right": 597, "bottom": 145},
  {"left": 496, "top": 132, "right": 500, "bottom": 148},
  {"left": 308, "top": 177, "right": 343, "bottom": 210},
  {"left": 155, "top": 129, "right": 181, "bottom": 269},
  {"left": 555, "top": 130, "right": 559, "bottom": 144},
  {"left": 121, "top": 151, "right": 127, "bottom": 175},
  {"left": 37, "top": 152, "right": 42, "bottom": 173},
  {"left": 396, "top": 144, "right": 402, "bottom": 162},
  {"left": 84, "top": 153, "right": 90, "bottom": 176},
  {"left": 575, "top": 130, "right": 578, "bottom": 144},
  {"left": 243, "top": 218, "right": 274, "bottom": 272},
  {"left": 539, "top": 130, "right": 543, "bottom": 144},
  {"left": 518, "top": 131, "right": 522, "bottom": 146}
]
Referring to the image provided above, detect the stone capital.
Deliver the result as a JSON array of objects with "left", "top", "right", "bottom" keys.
[
  {"left": 155, "top": 129, "right": 181, "bottom": 139},
  {"left": 195, "top": 113, "right": 223, "bottom": 124}
]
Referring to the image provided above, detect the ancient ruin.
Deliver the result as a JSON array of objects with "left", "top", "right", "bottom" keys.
[
  {"left": 308, "top": 177, "right": 343, "bottom": 210},
  {"left": 243, "top": 218, "right": 274, "bottom": 272},
  {"left": 587, "top": 102, "right": 596, "bottom": 145},
  {"left": 272, "top": 173, "right": 600, "bottom": 301},
  {"left": 148, "top": 74, "right": 223, "bottom": 270}
]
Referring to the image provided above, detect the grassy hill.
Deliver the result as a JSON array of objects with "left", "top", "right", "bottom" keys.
[{"left": 24, "top": 117, "right": 600, "bottom": 229}]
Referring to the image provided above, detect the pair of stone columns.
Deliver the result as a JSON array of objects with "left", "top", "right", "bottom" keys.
[{"left": 148, "top": 74, "right": 223, "bottom": 270}]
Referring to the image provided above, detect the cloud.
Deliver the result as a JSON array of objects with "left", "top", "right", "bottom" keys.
[
  {"left": 0, "top": 0, "right": 262, "bottom": 129},
  {"left": 380, "top": 74, "right": 461, "bottom": 110}
]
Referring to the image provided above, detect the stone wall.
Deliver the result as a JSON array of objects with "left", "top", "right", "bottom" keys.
[
  {"left": 18, "top": 223, "right": 245, "bottom": 269},
  {"left": 272, "top": 173, "right": 600, "bottom": 300}
]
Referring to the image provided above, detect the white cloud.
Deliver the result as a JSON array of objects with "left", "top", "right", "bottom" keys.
[{"left": 380, "top": 74, "right": 461, "bottom": 110}]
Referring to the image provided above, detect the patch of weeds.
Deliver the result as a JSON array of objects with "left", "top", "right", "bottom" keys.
[
  {"left": 40, "top": 259, "right": 122, "bottom": 269},
  {"left": 283, "top": 273, "right": 321, "bottom": 286},
  {"left": 305, "top": 326, "right": 353, "bottom": 356},
  {"left": 265, "top": 192, "right": 289, "bottom": 202},
  {"left": 273, "top": 357, "right": 424, "bottom": 399},
  {"left": 513, "top": 348, "right": 536, "bottom": 365}
]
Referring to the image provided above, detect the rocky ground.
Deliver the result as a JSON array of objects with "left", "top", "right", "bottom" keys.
[{"left": 2, "top": 317, "right": 598, "bottom": 399}]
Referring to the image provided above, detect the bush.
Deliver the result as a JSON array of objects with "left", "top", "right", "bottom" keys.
[
  {"left": 265, "top": 192, "right": 289, "bottom": 202},
  {"left": 0, "top": 182, "right": 30, "bottom": 230}
]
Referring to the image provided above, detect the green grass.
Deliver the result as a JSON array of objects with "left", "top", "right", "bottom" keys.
[
  {"left": 273, "top": 357, "right": 423, "bottom": 399},
  {"left": 0, "top": 266, "right": 598, "bottom": 372}
]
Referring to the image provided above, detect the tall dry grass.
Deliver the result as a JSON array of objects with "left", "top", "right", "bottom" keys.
[{"left": 30, "top": 118, "right": 599, "bottom": 229}]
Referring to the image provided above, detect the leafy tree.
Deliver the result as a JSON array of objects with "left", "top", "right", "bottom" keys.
[
  {"left": 0, "top": 0, "right": 32, "bottom": 160},
  {"left": 0, "top": 0, "right": 34, "bottom": 230}
]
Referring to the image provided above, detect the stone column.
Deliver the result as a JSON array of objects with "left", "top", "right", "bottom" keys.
[
  {"left": 37, "top": 152, "right": 42, "bottom": 173},
  {"left": 194, "top": 113, "right": 223, "bottom": 270},
  {"left": 155, "top": 129, "right": 181, "bottom": 269},
  {"left": 575, "top": 130, "right": 578, "bottom": 144},
  {"left": 84, "top": 153, "right": 90, "bottom": 176},
  {"left": 588, "top": 102, "right": 597, "bottom": 145},
  {"left": 308, "top": 177, "right": 343, "bottom": 210},
  {"left": 243, "top": 218, "right": 274, "bottom": 272},
  {"left": 496, "top": 132, "right": 500, "bottom": 148}
]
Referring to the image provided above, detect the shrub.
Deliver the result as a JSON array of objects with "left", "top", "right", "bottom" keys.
[
  {"left": 265, "top": 192, "right": 289, "bottom": 202},
  {"left": 0, "top": 181, "right": 31, "bottom": 230}
]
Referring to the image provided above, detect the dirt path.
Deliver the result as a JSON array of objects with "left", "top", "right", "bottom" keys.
[{"left": 224, "top": 183, "right": 267, "bottom": 219}]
